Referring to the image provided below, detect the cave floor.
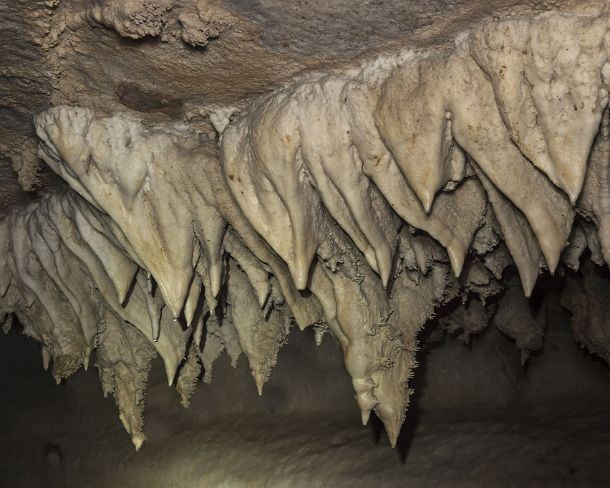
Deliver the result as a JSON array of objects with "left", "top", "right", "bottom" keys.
[{"left": 2, "top": 407, "right": 610, "bottom": 487}]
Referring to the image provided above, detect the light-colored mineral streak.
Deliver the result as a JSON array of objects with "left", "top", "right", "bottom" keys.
[{"left": 2, "top": 4, "right": 610, "bottom": 449}]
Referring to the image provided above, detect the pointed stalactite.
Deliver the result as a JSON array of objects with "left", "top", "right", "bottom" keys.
[
  {"left": 447, "top": 53, "right": 574, "bottom": 272},
  {"left": 36, "top": 108, "right": 197, "bottom": 319},
  {"left": 471, "top": 11, "right": 609, "bottom": 203},
  {"left": 375, "top": 55, "right": 464, "bottom": 213},
  {"left": 474, "top": 168, "right": 542, "bottom": 296},
  {"left": 68, "top": 198, "right": 139, "bottom": 305},
  {"left": 226, "top": 260, "right": 288, "bottom": 394},
  {"left": 176, "top": 343, "right": 203, "bottom": 408},
  {"left": 96, "top": 308, "right": 157, "bottom": 451}
]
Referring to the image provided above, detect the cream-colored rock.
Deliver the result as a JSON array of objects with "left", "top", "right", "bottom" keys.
[
  {"left": 578, "top": 109, "right": 610, "bottom": 265},
  {"left": 227, "top": 260, "right": 289, "bottom": 394},
  {"left": 96, "top": 307, "right": 158, "bottom": 451},
  {"left": 36, "top": 108, "right": 198, "bottom": 319},
  {"left": 85, "top": 0, "right": 234, "bottom": 46},
  {"left": 475, "top": 168, "right": 543, "bottom": 296},
  {"left": 472, "top": 10, "right": 609, "bottom": 202},
  {"left": 176, "top": 342, "right": 203, "bottom": 408}
]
